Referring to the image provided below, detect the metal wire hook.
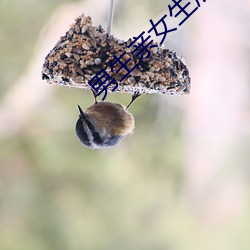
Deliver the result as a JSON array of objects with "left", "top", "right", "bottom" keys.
[{"left": 107, "top": 0, "right": 115, "bottom": 34}]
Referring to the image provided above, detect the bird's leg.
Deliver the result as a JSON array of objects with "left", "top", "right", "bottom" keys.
[
  {"left": 90, "top": 88, "right": 98, "bottom": 104},
  {"left": 126, "top": 91, "right": 141, "bottom": 110}
]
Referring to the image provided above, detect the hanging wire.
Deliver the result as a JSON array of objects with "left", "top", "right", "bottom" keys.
[{"left": 107, "top": 0, "right": 115, "bottom": 34}]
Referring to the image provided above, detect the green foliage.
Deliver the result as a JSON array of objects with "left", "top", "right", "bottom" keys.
[{"left": 0, "top": 0, "right": 70, "bottom": 98}]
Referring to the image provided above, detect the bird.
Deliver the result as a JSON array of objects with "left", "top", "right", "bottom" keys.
[{"left": 75, "top": 90, "right": 140, "bottom": 149}]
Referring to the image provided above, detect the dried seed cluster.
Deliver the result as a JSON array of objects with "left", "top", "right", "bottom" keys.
[{"left": 42, "top": 14, "right": 190, "bottom": 95}]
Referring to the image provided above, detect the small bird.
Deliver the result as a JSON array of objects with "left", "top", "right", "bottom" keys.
[{"left": 75, "top": 91, "right": 140, "bottom": 149}]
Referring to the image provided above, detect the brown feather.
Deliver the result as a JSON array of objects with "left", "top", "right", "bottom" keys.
[{"left": 85, "top": 102, "right": 134, "bottom": 135}]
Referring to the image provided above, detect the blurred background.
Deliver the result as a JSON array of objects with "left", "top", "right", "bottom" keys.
[{"left": 1, "top": 0, "right": 250, "bottom": 249}]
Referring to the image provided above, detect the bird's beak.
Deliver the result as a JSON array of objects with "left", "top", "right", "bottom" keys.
[{"left": 77, "top": 105, "right": 86, "bottom": 119}]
